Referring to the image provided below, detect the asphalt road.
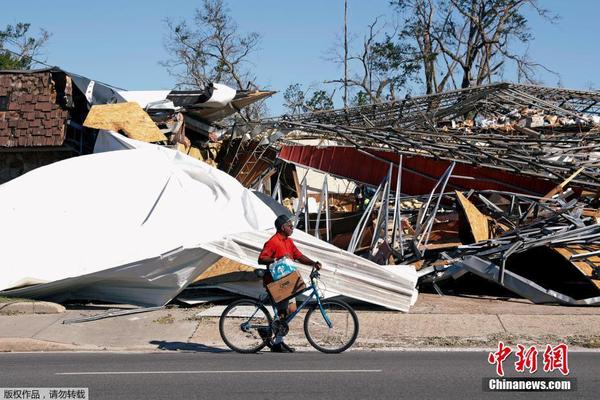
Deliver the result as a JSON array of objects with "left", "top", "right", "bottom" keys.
[{"left": 0, "top": 351, "right": 598, "bottom": 399}]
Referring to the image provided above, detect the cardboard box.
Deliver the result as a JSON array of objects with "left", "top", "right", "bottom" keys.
[{"left": 267, "top": 270, "right": 306, "bottom": 303}]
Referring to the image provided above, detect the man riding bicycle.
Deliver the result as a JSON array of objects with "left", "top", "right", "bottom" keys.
[{"left": 258, "top": 214, "right": 321, "bottom": 353}]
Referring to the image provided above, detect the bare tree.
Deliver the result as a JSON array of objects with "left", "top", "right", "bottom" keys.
[
  {"left": 163, "top": 0, "right": 264, "bottom": 119},
  {"left": 326, "top": 17, "right": 420, "bottom": 104},
  {"left": 0, "top": 23, "right": 50, "bottom": 70},
  {"left": 395, "top": 0, "right": 459, "bottom": 94},
  {"left": 394, "top": 0, "right": 558, "bottom": 91}
]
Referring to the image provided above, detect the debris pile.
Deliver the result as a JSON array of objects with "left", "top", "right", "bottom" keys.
[
  {"left": 222, "top": 82, "right": 600, "bottom": 306},
  {"left": 403, "top": 188, "right": 600, "bottom": 304}
]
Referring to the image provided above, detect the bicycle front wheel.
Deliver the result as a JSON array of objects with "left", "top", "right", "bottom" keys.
[
  {"left": 304, "top": 299, "right": 359, "bottom": 353},
  {"left": 219, "top": 299, "right": 273, "bottom": 353}
]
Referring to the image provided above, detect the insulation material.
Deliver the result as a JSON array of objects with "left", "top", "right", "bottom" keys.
[
  {"left": 83, "top": 102, "right": 167, "bottom": 142},
  {"left": 295, "top": 166, "right": 356, "bottom": 194}
]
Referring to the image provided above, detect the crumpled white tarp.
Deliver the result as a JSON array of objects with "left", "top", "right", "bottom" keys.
[
  {"left": 0, "top": 132, "right": 275, "bottom": 305},
  {"left": 0, "top": 131, "right": 417, "bottom": 310}
]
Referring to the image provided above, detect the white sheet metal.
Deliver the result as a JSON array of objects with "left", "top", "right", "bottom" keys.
[
  {"left": 117, "top": 90, "right": 172, "bottom": 109},
  {"left": 3, "top": 248, "right": 222, "bottom": 307},
  {"left": 199, "top": 230, "right": 418, "bottom": 312},
  {"left": 202, "top": 83, "right": 236, "bottom": 107}
]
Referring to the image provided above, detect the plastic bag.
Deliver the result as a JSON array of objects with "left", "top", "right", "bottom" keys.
[{"left": 269, "top": 257, "right": 297, "bottom": 281}]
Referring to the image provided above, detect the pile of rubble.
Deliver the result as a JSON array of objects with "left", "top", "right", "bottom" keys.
[
  {"left": 403, "top": 188, "right": 600, "bottom": 305},
  {"left": 215, "top": 82, "right": 600, "bottom": 306}
]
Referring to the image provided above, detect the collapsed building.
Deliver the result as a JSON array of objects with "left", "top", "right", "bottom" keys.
[
  {"left": 2, "top": 76, "right": 600, "bottom": 311},
  {"left": 0, "top": 131, "right": 417, "bottom": 311},
  {"left": 212, "top": 82, "right": 600, "bottom": 305}
]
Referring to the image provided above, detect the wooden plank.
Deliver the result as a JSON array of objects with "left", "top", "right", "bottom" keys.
[
  {"left": 554, "top": 247, "right": 600, "bottom": 290},
  {"left": 423, "top": 241, "right": 462, "bottom": 250},
  {"left": 542, "top": 167, "right": 584, "bottom": 200},
  {"left": 193, "top": 257, "right": 254, "bottom": 282},
  {"left": 455, "top": 191, "right": 489, "bottom": 242},
  {"left": 291, "top": 167, "right": 302, "bottom": 198}
]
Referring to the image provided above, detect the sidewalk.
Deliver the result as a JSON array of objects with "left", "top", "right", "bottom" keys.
[{"left": 1, "top": 294, "right": 600, "bottom": 352}]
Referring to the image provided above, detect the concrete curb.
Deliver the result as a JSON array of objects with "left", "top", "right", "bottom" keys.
[
  {"left": 0, "top": 338, "right": 95, "bottom": 352},
  {"left": 0, "top": 301, "right": 65, "bottom": 315},
  {"left": 0, "top": 338, "right": 161, "bottom": 353}
]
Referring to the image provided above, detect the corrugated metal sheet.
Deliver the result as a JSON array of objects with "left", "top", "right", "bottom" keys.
[
  {"left": 199, "top": 229, "right": 418, "bottom": 312},
  {"left": 279, "top": 145, "right": 557, "bottom": 195}
]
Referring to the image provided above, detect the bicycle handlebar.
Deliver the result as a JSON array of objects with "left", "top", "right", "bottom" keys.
[{"left": 310, "top": 266, "right": 320, "bottom": 281}]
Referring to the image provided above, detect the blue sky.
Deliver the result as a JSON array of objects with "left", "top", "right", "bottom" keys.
[{"left": 1, "top": 0, "right": 598, "bottom": 116}]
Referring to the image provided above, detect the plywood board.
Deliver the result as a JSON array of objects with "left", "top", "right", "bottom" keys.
[
  {"left": 455, "top": 191, "right": 489, "bottom": 242},
  {"left": 193, "top": 257, "right": 254, "bottom": 282},
  {"left": 83, "top": 102, "right": 167, "bottom": 142},
  {"left": 553, "top": 246, "right": 600, "bottom": 290}
]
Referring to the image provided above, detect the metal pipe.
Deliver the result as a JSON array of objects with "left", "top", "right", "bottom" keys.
[
  {"left": 347, "top": 179, "right": 385, "bottom": 253},
  {"left": 324, "top": 175, "right": 331, "bottom": 242},
  {"left": 419, "top": 162, "right": 456, "bottom": 249}
]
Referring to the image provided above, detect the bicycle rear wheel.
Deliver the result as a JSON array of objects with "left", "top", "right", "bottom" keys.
[
  {"left": 304, "top": 299, "right": 359, "bottom": 353},
  {"left": 219, "top": 299, "right": 273, "bottom": 353}
]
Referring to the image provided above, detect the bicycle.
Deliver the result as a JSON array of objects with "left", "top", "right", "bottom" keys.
[{"left": 219, "top": 267, "right": 359, "bottom": 354}]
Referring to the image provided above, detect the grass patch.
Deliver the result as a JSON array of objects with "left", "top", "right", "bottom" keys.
[{"left": 153, "top": 314, "right": 175, "bottom": 324}]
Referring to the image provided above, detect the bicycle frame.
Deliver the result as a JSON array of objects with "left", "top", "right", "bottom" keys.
[
  {"left": 275, "top": 277, "right": 333, "bottom": 328},
  {"left": 242, "top": 272, "right": 333, "bottom": 331}
]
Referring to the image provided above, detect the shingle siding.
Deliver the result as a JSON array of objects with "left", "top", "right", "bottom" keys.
[{"left": 0, "top": 70, "right": 70, "bottom": 148}]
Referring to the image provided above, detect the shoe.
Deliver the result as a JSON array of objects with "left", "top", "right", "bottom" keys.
[
  {"left": 281, "top": 342, "right": 295, "bottom": 353},
  {"left": 257, "top": 327, "right": 272, "bottom": 349},
  {"left": 271, "top": 342, "right": 295, "bottom": 353}
]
